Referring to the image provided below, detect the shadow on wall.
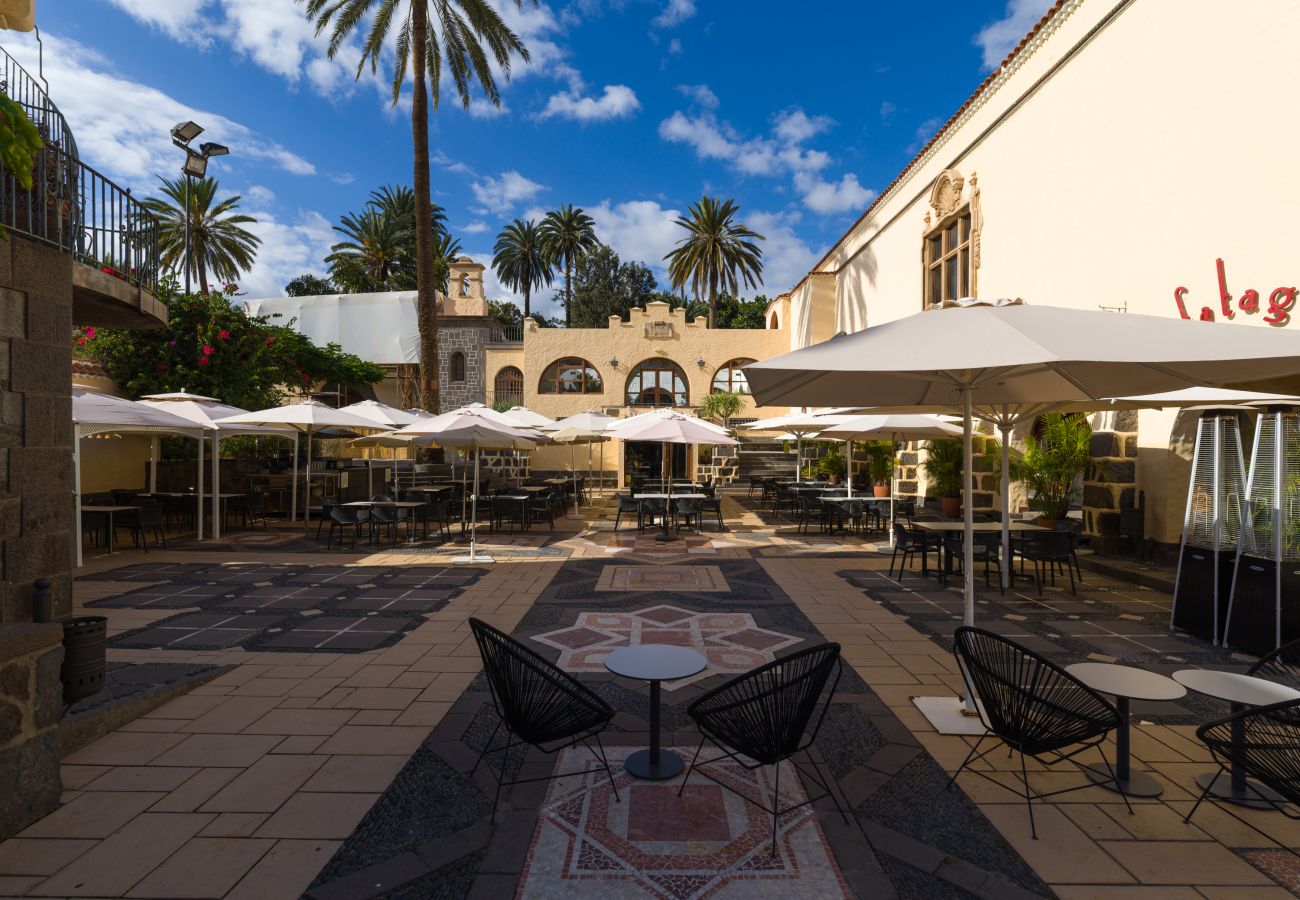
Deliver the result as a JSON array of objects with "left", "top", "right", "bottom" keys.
[
  {"left": 834, "top": 224, "right": 880, "bottom": 336},
  {"left": 1138, "top": 409, "right": 1199, "bottom": 549}
]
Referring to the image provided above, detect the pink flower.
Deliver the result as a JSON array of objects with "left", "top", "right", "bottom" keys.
[
  {"left": 84, "top": 327, "right": 96, "bottom": 339},
  {"left": 202, "top": 345, "right": 215, "bottom": 356},
  {"left": 218, "top": 329, "right": 230, "bottom": 340},
  {"left": 198, "top": 357, "right": 210, "bottom": 366},
  {"left": 167, "top": 340, "right": 177, "bottom": 347},
  {"left": 76, "top": 337, "right": 86, "bottom": 346}
]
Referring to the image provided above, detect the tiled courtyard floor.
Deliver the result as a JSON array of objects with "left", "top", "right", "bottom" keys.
[{"left": 0, "top": 496, "right": 1297, "bottom": 897}]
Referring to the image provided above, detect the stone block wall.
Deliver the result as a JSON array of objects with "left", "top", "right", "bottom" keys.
[
  {"left": 1084, "top": 410, "right": 1140, "bottom": 552},
  {"left": 438, "top": 321, "right": 488, "bottom": 411},
  {"left": 0, "top": 623, "right": 64, "bottom": 838},
  {"left": 897, "top": 429, "right": 997, "bottom": 512},
  {"left": 0, "top": 238, "right": 74, "bottom": 622}
]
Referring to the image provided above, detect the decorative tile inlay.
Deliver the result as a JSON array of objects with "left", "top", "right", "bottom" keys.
[
  {"left": 532, "top": 605, "right": 802, "bottom": 689},
  {"left": 596, "top": 565, "right": 730, "bottom": 592},
  {"left": 518, "top": 746, "right": 849, "bottom": 899}
]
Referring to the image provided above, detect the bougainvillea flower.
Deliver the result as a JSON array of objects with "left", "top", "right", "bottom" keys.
[
  {"left": 202, "top": 345, "right": 215, "bottom": 356},
  {"left": 218, "top": 329, "right": 231, "bottom": 340}
]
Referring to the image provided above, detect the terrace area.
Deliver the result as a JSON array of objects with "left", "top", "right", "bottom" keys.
[{"left": 3, "top": 494, "right": 1297, "bottom": 899}]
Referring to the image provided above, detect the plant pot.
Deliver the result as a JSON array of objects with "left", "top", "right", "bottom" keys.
[
  {"left": 828, "top": 475, "right": 841, "bottom": 484},
  {"left": 1035, "top": 517, "right": 1063, "bottom": 529},
  {"left": 940, "top": 496, "right": 961, "bottom": 518},
  {"left": 61, "top": 616, "right": 107, "bottom": 704},
  {"left": 873, "top": 484, "right": 890, "bottom": 498}
]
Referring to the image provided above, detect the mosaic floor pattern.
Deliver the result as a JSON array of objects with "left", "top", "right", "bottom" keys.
[
  {"left": 596, "top": 565, "right": 730, "bottom": 592},
  {"left": 85, "top": 561, "right": 485, "bottom": 653},
  {"left": 518, "top": 746, "right": 850, "bottom": 899},
  {"left": 532, "top": 604, "right": 803, "bottom": 689}
]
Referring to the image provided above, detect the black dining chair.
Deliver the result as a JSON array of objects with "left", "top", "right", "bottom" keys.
[
  {"left": 680, "top": 643, "right": 846, "bottom": 853},
  {"left": 527, "top": 491, "right": 556, "bottom": 531},
  {"left": 1019, "top": 531, "right": 1077, "bottom": 595},
  {"left": 674, "top": 497, "right": 702, "bottom": 531},
  {"left": 613, "top": 494, "right": 642, "bottom": 531},
  {"left": 327, "top": 505, "right": 369, "bottom": 550},
  {"left": 638, "top": 497, "right": 667, "bottom": 532},
  {"left": 119, "top": 503, "right": 166, "bottom": 552},
  {"left": 950, "top": 626, "right": 1129, "bottom": 838},
  {"left": 1183, "top": 697, "right": 1300, "bottom": 852},
  {"left": 699, "top": 495, "right": 724, "bottom": 531},
  {"left": 888, "top": 523, "right": 936, "bottom": 580},
  {"left": 468, "top": 618, "right": 620, "bottom": 818},
  {"left": 940, "top": 532, "right": 1004, "bottom": 593},
  {"left": 1248, "top": 638, "right": 1300, "bottom": 692}
]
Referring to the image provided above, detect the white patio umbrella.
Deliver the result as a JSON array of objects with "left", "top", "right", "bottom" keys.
[
  {"left": 606, "top": 412, "right": 738, "bottom": 541},
  {"left": 501, "top": 406, "right": 557, "bottom": 429},
  {"left": 547, "top": 411, "right": 618, "bottom": 505},
  {"left": 817, "top": 414, "right": 963, "bottom": 538},
  {"left": 549, "top": 426, "right": 611, "bottom": 516},
  {"left": 72, "top": 391, "right": 208, "bottom": 565},
  {"left": 340, "top": 401, "right": 423, "bottom": 494},
  {"left": 215, "top": 400, "right": 379, "bottom": 534},
  {"left": 394, "top": 410, "right": 538, "bottom": 563},
  {"left": 140, "top": 393, "right": 298, "bottom": 539},
  {"left": 742, "top": 411, "right": 858, "bottom": 481},
  {"left": 747, "top": 298, "right": 1300, "bottom": 726}
]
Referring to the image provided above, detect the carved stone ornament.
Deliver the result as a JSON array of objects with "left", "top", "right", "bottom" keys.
[{"left": 929, "top": 169, "right": 966, "bottom": 221}]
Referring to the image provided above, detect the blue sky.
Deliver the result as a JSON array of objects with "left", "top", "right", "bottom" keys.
[{"left": 18, "top": 0, "right": 1051, "bottom": 318}]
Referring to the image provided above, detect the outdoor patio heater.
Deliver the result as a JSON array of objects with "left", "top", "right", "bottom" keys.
[
  {"left": 1224, "top": 405, "right": 1300, "bottom": 655},
  {"left": 1170, "top": 409, "right": 1247, "bottom": 645}
]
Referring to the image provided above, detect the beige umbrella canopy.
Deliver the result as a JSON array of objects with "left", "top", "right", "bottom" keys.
[
  {"left": 747, "top": 299, "right": 1300, "bottom": 697},
  {"left": 742, "top": 411, "right": 858, "bottom": 482},
  {"left": 817, "top": 414, "right": 962, "bottom": 507}
]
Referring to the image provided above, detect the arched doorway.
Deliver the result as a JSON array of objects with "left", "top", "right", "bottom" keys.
[{"left": 493, "top": 366, "right": 523, "bottom": 407}]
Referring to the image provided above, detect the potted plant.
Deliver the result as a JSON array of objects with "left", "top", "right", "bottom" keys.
[
  {"left": 865, "top": 441, "right": 894, "bottom": 497},
  {"left": 811, "top": 447, "right": 846, "bottom": 484},
  {"left": 1002, "top": 412, "right": 1103, "bottom": 526},
  {"left": 921, "top": 439, "right": 964, "bottom": 517}
]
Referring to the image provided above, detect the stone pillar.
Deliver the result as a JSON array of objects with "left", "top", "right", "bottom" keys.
[
  {"left": 0, "top": 623, "right": 64, "bottom": 838},
  {"left": 1084, "top": 410, "right": 1139, "bottom": 552}
]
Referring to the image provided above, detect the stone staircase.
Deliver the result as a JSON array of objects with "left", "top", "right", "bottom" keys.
[{"left": 721, "top": 441, "right": 796, "bottom": 493}]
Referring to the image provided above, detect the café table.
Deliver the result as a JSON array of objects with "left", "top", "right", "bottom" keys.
[
  {"left": 604, "top": 644, "right": 707, "bottom": 780},
  {"left": 913, "top": 520, "right": 1048, "bottom": 577},
  {"left": 1173, "top": 668, "right": 1300, "bottom": 807},
  {"left": 343, "top": 500, "right": 427, "bottom": 545},
  {"left": 633, "top": 492, "right": 707, "bottom": 542},
  {"left": 79, "top": 505, "right": 139, "bottom": 555},
  {"left": 1066, "top": 662, "right": 1187, "bottom": 797}
]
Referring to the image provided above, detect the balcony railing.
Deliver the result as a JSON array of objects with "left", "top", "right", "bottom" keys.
[
  {"left": 0, "top": 43, "right": 77, "bottom": 163},
  {"left": 488, "top": 321, "right": 523, "bottom": 343}
]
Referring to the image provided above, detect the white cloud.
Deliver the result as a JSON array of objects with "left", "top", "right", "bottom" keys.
[
  {"left": 467, "top": 98, "right": 510, "bottom": 119},
  {"left": 974, "top": 0, "right": 1053, "bottom": 70},
  {"left": 745, "top": 211, "right": 821, "bottom": 296},
  {"left": 908, "top": 116, "right": 943, "bottom": 153},
  {"left": 794, "top": 172, "right": 876, "bottom": 215},
  {"left": 667, "top": 38, "right": 683, "bottom": 55},
  {"left": 460, "top": 222, "right": 490, "bottom": 235},
  {"left": 652, "top": 0, "right": 696, "bottom": 28},
  {"left": 103, "top": 0, "right": 210, "bottom": 42},
  {"left": 2, "top": 32, "right": 314, "bottom": 186},
  {"left": 772, "top": 109, "right": 833, "bottom": 144},
  {"left": 879, "top": 100, "right": 896, "bottom": 123},
  {"left": 238, "top": 209, "right": 337, "bottom": 299},
  {"left": 587, "top": 199, "right": 682, "bottom": 276},
  {"left": 539, "top": 85, "right": 640, "bottom": 122},
  {"left": 676, "top": 83, "right": 718, "bottom": 109},
  {"left": 470, "top": 171, "right": 547, "bottom": 215},
  {"left": 246, "top": 185, "right": 276, "bottom": 206}
]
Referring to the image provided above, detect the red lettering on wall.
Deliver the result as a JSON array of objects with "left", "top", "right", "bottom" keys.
[
  {"left": 1239, "top": 289, "right": 1260, "bottom": 313},
  {"left": 1216, "top": 258, "right": 1235, "bottom": 319},
  {"left": 1173, "top": 286, "right": 1190, "bottom": 319},
  {"left": 1265, "top": 287, "right": 1297, "bottom": 326},
  {"left": 1199, "top": 307, "right": 1215, "bottom": 321}
]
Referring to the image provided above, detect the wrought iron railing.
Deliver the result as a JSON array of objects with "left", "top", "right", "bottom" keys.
[
  {"left": 0, "top": 44, "right": 159, "bottom": 295},
  {"left": 488, "top": 321, "right": 523, "bottom": 342}
]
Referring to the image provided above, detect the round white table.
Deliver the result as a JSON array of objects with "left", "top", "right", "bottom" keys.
[
  {"left": 605, "top": 644, "right": 707, "bottom": 780},
  {"left": 1066, "top": 662, "right": 1187, "bottom": 797},
  {"left": 1173, "top": 668, "right": 1300, "bottom": 808}
]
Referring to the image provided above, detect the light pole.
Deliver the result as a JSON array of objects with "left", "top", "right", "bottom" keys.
[{"left": 170, "top": 121, "right": 229, "bottom": 294}]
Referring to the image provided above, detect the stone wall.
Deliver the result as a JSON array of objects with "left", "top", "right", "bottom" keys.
[
  {"left": 0, "top": 623, "right": 64, "bottom": 838},
  {"left": 0, "top": 238, "right": 74, "bottom": 621},
  {"left": 1084, "top": 410, "right": 1140, "bottom": 552},
  {"left": 438, "top": 321, "right": 489, "bottom": 411}
]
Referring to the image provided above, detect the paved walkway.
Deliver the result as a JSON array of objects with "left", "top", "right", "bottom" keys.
[{"left": 0, "top": 497, "right": 1295, "bottom": 897}]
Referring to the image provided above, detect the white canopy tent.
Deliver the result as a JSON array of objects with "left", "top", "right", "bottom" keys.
[
  {"left": 72, "top": 391, "right": 207, "bottom": 566},
  {"left": 747, "top": 298, "right": 1300, "bottom": 729}
]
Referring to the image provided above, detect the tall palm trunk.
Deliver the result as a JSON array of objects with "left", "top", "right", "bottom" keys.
[
  {"left": 564, "top": 258, "right": 572, "bottom": 326},
  {"left": 523, "top": 284, "right": 531, "bottom": 319},
  {"left": 412, "top": 4, "right": 440, "bottom": 418},
  {"left": 708, "top": 272, "right": 717, "bottom": 328}
]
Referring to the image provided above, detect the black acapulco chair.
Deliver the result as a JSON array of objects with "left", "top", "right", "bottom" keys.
[
  {"left": 679, "top": 643, "right": 847, "bottom": 853},
  {"left": 1183, "top": 697, "right": 1300, "bottom": 854},
  {"left": 467, "top": 618, "right": 620, "bottom": 818},
  {"left": 950, "top": 626, "right": 1131, "bottom": 838},
  {"left": 1247, "top": 637, "right": 1300, "bottom": 692}
]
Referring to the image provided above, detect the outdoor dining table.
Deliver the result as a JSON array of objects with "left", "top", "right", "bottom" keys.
[
  {"left": 342, "top": 500, "right": 427, "bottom": 545},
  {"left": 489, "top": 494, "right": 532, "bottom": 532},
  {"left": 1172, "top": 668, "right": 1300, "bottom": 807},
  {"left": 912, "top": 520, "right": 1048, "bottom": 577},
  {"left": 604, "top": 644, "right": 707, "bottom": 780},
  {"left": 1066, "top": 662, "right": 1187, "bottom": 797},
  {"left": 632, "top": 493, "right": 707, "bottom": 541},
  {"left": 79, "top": 505, "right": 139, "bottom": 555}
]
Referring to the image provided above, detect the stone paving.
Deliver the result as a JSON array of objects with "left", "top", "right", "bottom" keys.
[{"left": 0, "top": 496, "right": 1295, "bottom": 897}]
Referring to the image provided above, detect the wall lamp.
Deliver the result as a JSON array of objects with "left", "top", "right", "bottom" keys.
[
  {"left": 696, "top": 358, "right": 706, "bottom": 368},
  {"left": 609, "top": 357, "right": 619, "bottom": 368}
]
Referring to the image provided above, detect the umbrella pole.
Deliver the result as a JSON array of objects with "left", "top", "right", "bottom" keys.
[
  {"left": 656, "top": 440, "right": 675, "bottom": 542},
  {"left": 304, "top": 431, "right": 313, "bottom": 535},
  {"left": 889, "top": 435, "right": 897, "bottom": 548},
  {"left": 290, "top": 433, "right": 299, "bottom": 523},
  {"left": 845, "top": 439, "right": 852, "bottom": 497},
  {"left": 212, "top": 433, "right": 221, "bottom": 540},
  {"left": 569, "top": 444, "right": 579, "bottom": 517},
  {"left": 796, "top": 434, "right": 802, "bottom": 483},
  {"left": 455, "top": 448, "right": 492, "bottom": 564},
  {"left": 1000, "top": 421, "right": 1012, "bottom": 591},
  {"left": 961, "top": 388, "right": 977, "bottom": 715},
  {"left": 586, "top": 441, "right": 593, "bottom": 507},
  {"left": 74, "top": 434, "right": 82, "bottom": 568},
  {"left": 197, "top": 434, "right": 204, "bottom": 541},
  {"left": 149, "top": 436, "right": 158, "bottom": 494}
]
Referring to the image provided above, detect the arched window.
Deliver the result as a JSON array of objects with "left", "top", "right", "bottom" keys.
[
  {"left": 538, "top": 357, "right": 602, "bottom": 394},
  {"left": 711, "top": 358, "right": 756, "bottom": 394},
  {"left": 769, "top": 312, "right": 779, "bottom": 329},
  {"left": 494, "top": 366, "right": 523, "bottom": 406},
  {"left": 626, "top": 359, "right": 688, "bottom": 407},
  {"left": 450, "top": 351, "right": 466, "bottom": 383}
]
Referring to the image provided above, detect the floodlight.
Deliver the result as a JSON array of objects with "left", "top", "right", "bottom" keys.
[
  {"left": 171, "top": 121, "right": 204, "bottom": 143},
  {"left": 181, "top": 150, "right": 207, "bottom": 178},
  {"left": 199, "top": 142, "right": 229, "bottom": 158}
]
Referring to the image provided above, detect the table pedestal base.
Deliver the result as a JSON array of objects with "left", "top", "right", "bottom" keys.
[
  {"left": 1196, "top": 771, "right": 1284, "bottom": 809},
  {"left": 1082, "top": 763, "right": 1165, "bottom": 797},
  {"left": 625, "top": 748, "right": 684, "bottom": 781}
]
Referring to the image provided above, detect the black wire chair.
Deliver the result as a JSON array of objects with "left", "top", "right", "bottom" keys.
[
  {"left": 467, "top": 618, "right": 620, "bottom": 818},
  {"left": 1018, "top": 531, "right": 1076, "bottom": 595},
  {"left": 888, "top": 522, "right": 936, "bottom": 580},
  {"left": 326, "top": 505, "right": 368, "bottom": 550},
  {"left": 1248, "top": 638, "right": 1300, "bottom": 692},
  {"left": 613, "top": 494, "right": 641, "bottom": 531},
  {"left": 679, "top": 643, "right": 847, "bottom": 853},
  {"left": 950, "top": 626, "right": 1130, "bottom": 838},
  {"left": 1183, "top": 698, "right": 1300, "bottom": 854}
]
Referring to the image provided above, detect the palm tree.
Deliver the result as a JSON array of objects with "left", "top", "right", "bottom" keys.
[
  {"left": 492, "top": 219, "right": 553, "bottom": 319},
  {"left": 664, "top": 196, "right": 765, "bottom": 328},
  {"left": 326, "top": 207, "right": 412, "bottom": 291},
  {"left": 539, "top": 205, "right": 598, "bottom": 326},
  {"left": 141, "top": 176, "right": 260, "bottom": 294},
  {"left": 304, "top": 0, "right": 531, "bottom": 415},
  {"left": 431, "top": 229, "right": 463, "bottom": 294}
]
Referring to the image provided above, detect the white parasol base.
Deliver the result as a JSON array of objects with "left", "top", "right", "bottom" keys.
[
  {"left": 453, "top": 553, "right": 495, "bottom": 565},
  {"left": 912, "top": 695, "right": 987, "bottom": 735}
]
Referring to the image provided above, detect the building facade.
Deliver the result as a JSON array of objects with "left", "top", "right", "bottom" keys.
[{"left": 772, "top": 0, "right": 1300, "bottom": 550}]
